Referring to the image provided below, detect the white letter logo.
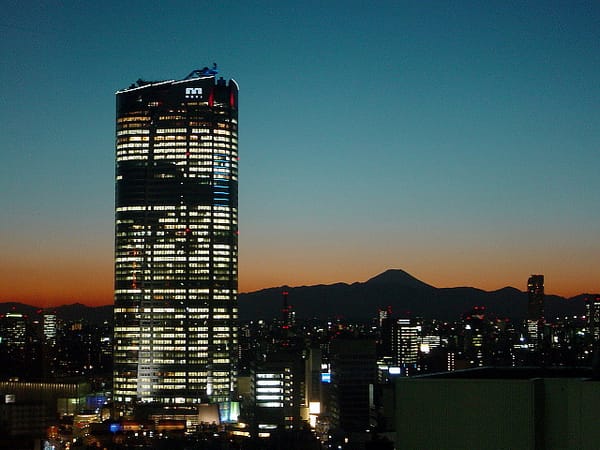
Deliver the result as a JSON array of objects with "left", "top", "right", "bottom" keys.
[{"left": 185, "top": 87, "right": 203, "bottom": 99}]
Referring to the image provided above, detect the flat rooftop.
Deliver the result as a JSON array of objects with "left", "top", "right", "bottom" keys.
[{"left": 412, "top": 366, "right": 596, "bottom": 380}]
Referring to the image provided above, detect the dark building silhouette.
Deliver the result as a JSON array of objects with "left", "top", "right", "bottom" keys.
[
  {"left": 526, "top": 274, "right": 544, "bottom": 352},
  {"left": 527, "top": 275, "right": 544, "bottom": 320},
  {"left": 395, "top": 367, "right": 600, "bottom": 450},
  {"left": 329, "top": 337, "right": 377, "bottom": 433},
  {"left": 377, "top": 306, "right": 394, "bottom": 359},
  {"left": 113, "top": 67, "right": 239, "bottom": 406},
  {"left": 281, "top": 291, "right": 295, "bottom": 330}
]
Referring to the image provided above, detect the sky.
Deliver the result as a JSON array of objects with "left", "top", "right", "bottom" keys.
[{"left": 1, "top": 1, "right": 599, "bottom": 307}]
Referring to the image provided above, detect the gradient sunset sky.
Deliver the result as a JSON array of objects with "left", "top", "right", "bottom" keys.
[{"left": 1, "top": 1, "right": 599, "bottom": 307}]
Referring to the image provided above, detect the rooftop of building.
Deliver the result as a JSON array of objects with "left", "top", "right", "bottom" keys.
[
  {"left": 411, "top": 366, "right": 597, "bottom": 380},
  {"left": 117, "top": 64, "right": 233, "bottom": 94}
]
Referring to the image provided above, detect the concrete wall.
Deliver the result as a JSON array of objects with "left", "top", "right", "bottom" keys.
[
  {"left": 396, "top": 377, "right": 600, "bottom": 450},
  {"left": 544, "top": 379, "right": 600, "bottom": 450},
  {"left": 395, "top": 379, "right": 537, "bottom": 450}
]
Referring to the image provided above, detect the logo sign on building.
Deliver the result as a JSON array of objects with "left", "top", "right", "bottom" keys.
[{"left": 185, "top": 87, "right": 203, "bottom": 99}]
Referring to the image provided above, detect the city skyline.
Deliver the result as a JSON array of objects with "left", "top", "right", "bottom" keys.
[{"left": 2, "top": 1, "right": 600, "bottom": 307}]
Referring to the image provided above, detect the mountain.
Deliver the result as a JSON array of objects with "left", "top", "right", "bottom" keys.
[
  {"left": 366, "top": 269, "right": 434, "bottom": 289},
  {"left": 53, "top": 303, "right": 113, "bottom": 324},
  {"left": 0, "top": 302, "right": 113, "bottom": 325},
  {"left": 0, "top": 269, "right": 589, "bottom": 322},
  {"left": 0, "top": 302, "right": 40, "bottom": 317},
  {"left": 237, "top": 269, "right": 587, "bottom": 321}
]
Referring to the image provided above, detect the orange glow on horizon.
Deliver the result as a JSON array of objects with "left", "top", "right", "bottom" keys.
[
  {"left": 1, "top": 259, "right": 597, "bottom": 308},
  {"left": 0, "top": 257, "right": 112, "bottom": 308}
]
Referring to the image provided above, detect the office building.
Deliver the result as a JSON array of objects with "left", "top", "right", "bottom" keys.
[
  {"left": 464, "top": 306, "right": 486, "bottom": 366},
  {"left": 43, "top": 312, "right": 57, "bottom": 346},
  {"left": 526, "top": 275, "right": 544, "bottom": 351},
  {"left": 585, "top": 295, "right": 600, "bottom": 340},
  {"left": 0, "top": 313, "right": 27, "bottom": 350},
  {"left": 113, "top": 67, "right": 239, "bottom": 406},
  {"left": 377, "top": 306, "right": 394, "bottom": 358},
  {"left": 329, "top": 337, "right": 377, "bottom": 432},
  {"left": 0, "top": 313, "right": 30, "bottom": 378},
  {"left": 280, "top": 291, "right": 295, "bottom": 330},
  {"left": 250, "top": 351, "right": 304, "bottom": 436},
  {"left": 395, "top": 318, "right": 420, "bottom": 374},
  {"left": 395, "top": 367, "right": 600, "bottom": 450},
  {"left": 305, "top": 347, "right": 322, "bottom": 428}
]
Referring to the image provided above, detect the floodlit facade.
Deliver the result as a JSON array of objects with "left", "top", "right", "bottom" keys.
[{"left": 113, "top": 67, "right": 239, "bottom": 406}]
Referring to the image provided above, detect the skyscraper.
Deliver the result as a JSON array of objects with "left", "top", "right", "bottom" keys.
[
  {"left": 113, "top": 67, "right": 239, "bottom": 406},
  {"left": 395, "top": 318, "right": 420, "bottom": 374},
  {"left": 526, "top": 274, "right": 544, "bottom": 352},
  {"left": 585, "top": 295, "right": 600, "bottom": 340}
]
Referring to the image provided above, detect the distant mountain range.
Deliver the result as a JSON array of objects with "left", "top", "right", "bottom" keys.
[
  {"left": 0, "top": 302, "right": 113, "bottom": 324},
  {"left": 237, "top": 269, "right": 588, "bottom": 321},
  {"left": 0, "top": 269, "right": 591, "bottom": 322}
]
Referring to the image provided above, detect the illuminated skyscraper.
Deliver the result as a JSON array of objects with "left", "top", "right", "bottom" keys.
[
  {"left": 395, "top": 318, "right": 420, "bottom": 374},
  {"left": 113, "top": 67, "right": 239, "bottom": 406},
  {"left": 585, "top": 295, "right": 600, "bottom": 340},
  {"left": 526, "top": 274, "right": 544, "bottom": 351}
]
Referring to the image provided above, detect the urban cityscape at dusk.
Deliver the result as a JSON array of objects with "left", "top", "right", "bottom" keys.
[
  {"left": 1, "top": 2, "right": 600, "bottom": 449},
  {"left": 2, "top": 1, "right": 600, "bottom": 307}
]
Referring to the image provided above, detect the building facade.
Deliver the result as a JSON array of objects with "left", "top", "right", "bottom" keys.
[
  {"left": 395, "top": 368, "right": 600, "bottom": 450},
  {"left": 526, "top": 274, "right": 544, "bottom": 352},
  {"left": 395, "top": 318, "right": 420, "bottom": 373},
  {"left": 250, "top": 353, "right": 304, "bottom": 436},
  {"left": 585, "top": 295, "right": 600, "bottom": 340},
  {"left": 329, "top": 338, "right": 377, "bottom": 432},
  {"left": 113, "top": 68, "right": 239, "bottom": 406}
]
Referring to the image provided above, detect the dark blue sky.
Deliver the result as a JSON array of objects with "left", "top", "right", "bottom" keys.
[{"left": 1, "top": 1, "right": 599, "bottom": 305}]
